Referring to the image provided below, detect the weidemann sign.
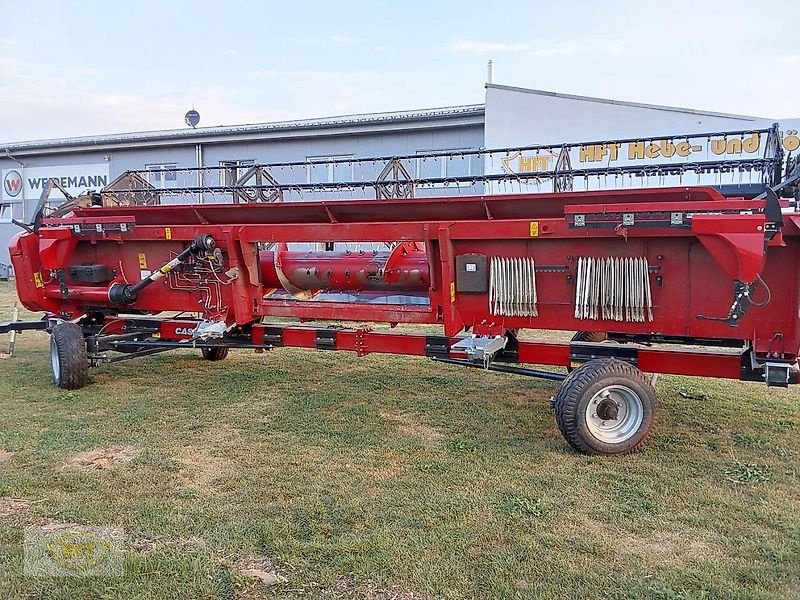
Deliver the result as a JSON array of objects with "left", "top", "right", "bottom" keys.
[{"left": 2, "top": 164, "right": 110, "bottom": 202}]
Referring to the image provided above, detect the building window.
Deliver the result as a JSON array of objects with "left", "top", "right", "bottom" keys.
[
  {"left": 0, "top": 204, "right": 12, "bottom": 223},
  {"left": 306, "top": 155, "right": 354, "bottom": 184},
  {"left": 145, "top": 163, "right": 178, "bottom": 187},
  {"left": 220, "top": 160, "right": 255, "bottom": 186},
  {"left": 415, "top": 149, "right": 474, "bottom": 184}
]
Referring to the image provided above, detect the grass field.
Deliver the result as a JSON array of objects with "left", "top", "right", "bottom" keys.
[{"left": 0, "top": 279, "right": 798, "bottom": 599}]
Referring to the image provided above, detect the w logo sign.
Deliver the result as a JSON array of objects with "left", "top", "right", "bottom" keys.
[{"left": 3, "top": 170, "right": 22, "bottom": 197}]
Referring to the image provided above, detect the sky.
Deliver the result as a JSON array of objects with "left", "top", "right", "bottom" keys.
[{"left": 0, "top": 0, "right": 798, "bottom": 143}]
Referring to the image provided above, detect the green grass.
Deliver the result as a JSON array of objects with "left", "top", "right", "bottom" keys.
[{"left": 0, "top": 280, "right": 799, "bottom": 598}]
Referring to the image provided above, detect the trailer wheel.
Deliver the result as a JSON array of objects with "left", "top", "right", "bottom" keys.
[
  {"left": 566, "top": 331, "right": 610, "bottom": 373},
  {"left": 201, "top": 347, "right": 229, "bottom": 361},
  {"left": 50, "top": 323, "right": 89, "bottom": 390},
  {"left": 571, "top": 331, "right": 608, "bottom": 343},
  {"left": 553, "top": 358, "right": 657, "bottom": 455}
]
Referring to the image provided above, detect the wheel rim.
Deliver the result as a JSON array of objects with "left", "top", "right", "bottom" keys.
[
  {"left": 584, "top": 384, "right": 644, "bottom": 444},
  {"left": 50, "top": 336, "right": 61, "bottom": 384}
]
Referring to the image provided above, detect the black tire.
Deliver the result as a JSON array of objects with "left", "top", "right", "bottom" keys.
[
  {"left": 571, "top": 331, "right": 609, "bottom": 343},
  {"left": 201, "top": 347, "right": 229, "bottom": 361},
  {"left": 553, "top": 358, "right": 658, "bottom": 455},
  {"left": 567, "top": 331, "right": 610, "bottom": 373},
  {"left": 50, "top": 322, "right": 89, "bottom": 390}
]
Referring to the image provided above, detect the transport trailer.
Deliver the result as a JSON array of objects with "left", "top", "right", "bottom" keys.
[{"left": 2, "top": 128, "right": 799, "bottom": 455}]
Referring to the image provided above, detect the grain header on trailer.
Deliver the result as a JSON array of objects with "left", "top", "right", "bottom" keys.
[{"left": 2, "top": 124, "right": 799, "bottom": 455}]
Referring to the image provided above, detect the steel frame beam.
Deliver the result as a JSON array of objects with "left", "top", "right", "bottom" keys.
[{"left": 81, "top": 317, "right": 781, "bottom": 384}]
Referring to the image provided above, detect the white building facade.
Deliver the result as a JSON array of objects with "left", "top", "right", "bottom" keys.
[{"left": 1, "top": 83, "right": 798, "bottom": 267}]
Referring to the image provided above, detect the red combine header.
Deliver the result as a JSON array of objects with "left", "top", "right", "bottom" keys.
[{"left": 2, "top": 125, "right": 798, "bottom": 455}]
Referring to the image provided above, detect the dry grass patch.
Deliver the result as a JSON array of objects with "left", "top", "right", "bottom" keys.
[
  {"left": 345, "top": 452, "right": 408, "bottom": 499},
  {"left": 323, "top": 576, "right": 431, "bottom": 599},
  {"left": 175, "top": 447, "right": 230, "bottom": 492},
  {"left": 0, "top": 498, "right": 30, "bottom": 517},
  {"left": 379, "top": 410, "right": 445, "bottom": 447},
  {"left": 0, "top": 449, "right": 14, "bottom": 463},
  {"left": 60, "top": 447, "right": 140, "bottom": 472},
  {"left": 573, "top": 516, "right": 720, "bottom": 567},
  {"left": 233, "top": 555, "right": 284, "bottom": 586},
  {"left": 626, "top": 530, "right": 718, "bottom": 565},
  {"left": 130, "top": 534, "right": 208, "bottom": 555}
]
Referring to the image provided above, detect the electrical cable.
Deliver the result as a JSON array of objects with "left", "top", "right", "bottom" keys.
[{"left": 749, "top": 274, "right": 772, "bottom": 307}]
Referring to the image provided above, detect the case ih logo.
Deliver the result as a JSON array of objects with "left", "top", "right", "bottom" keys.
[
  {"left": 3, "top": 170, "right": 22, "bottom": 197},
  {"left": 160, "top": 323, "right": 197, "bottom": 339}
]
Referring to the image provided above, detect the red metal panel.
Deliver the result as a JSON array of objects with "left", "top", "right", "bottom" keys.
[
  {"left": 637, "top": 348, "right": 743, "bottom": 379},
  {"left": 282, "top": 327, "right": 317, "bottom": 349},
  {"left": 563, "top": 198, "right": 763, "bottom": 215},
  {"left": 12, "top": 185, "right": 800, "bottom": 379},
  {"left": 692, "top": 214, "right": 768, "bottom": 282},
  {"left": 516, "top": 341, "right": 571, "bottom": 366},
  {"left": 515, "top": 340, "right": 744, "bottom": 379},
  {"left": 64, "top": 186, "right": 730, "bottom": 227}
]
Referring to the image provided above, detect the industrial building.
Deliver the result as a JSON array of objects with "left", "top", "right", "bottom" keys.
[{"left": 1, "top": 83, "right": 797, "bottom": 267}]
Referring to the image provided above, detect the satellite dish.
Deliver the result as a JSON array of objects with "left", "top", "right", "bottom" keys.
[{"left": 185, "top": 109, "right": 200, "bottom": 128}]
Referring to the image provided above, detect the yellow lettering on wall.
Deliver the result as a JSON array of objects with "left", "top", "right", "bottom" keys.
[
  {"left": 783, "top": 130, "right": 799, "bottom": 152},
  {"left": 645, "top": 144, "right": 660, "bottom": 159},
  {"left": 743, "top": 133, "right": 760, "bottom": 153},
  {"left": 726, "top": 138, "right": 742, "bottom": 154},
  {"left": 581, "top": 144, "right": 621, "bottom": 163},
  {"left": 660, "top": 140, "right": 676, "bottom": 158},
  {"left": 710, "top": 139, "right": 727, "bottom": 155},
  {"left": 628, "top": 141, "right": 645, "bottom": 160},
  {"left": 519, "top": 156, "right": 551, "bottom": 172},
  {"left": 709, "top": 138, "right": 749, "bottom": 155},
  {"left": 675, "top": 142, "right": 691, "bottom": 157}
]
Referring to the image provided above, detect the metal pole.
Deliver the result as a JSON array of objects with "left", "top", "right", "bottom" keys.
[
  {"left": 196, "top": 143, "right": 203, "bottom": 204},
  {"left": 7, "top": 304, "right": 18, "bottom": 356}
]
